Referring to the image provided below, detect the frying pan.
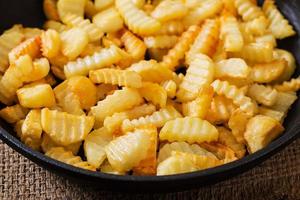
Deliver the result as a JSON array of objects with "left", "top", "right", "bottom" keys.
[{"left": 0, "top": 0, "right": 300, "bottom": 192}]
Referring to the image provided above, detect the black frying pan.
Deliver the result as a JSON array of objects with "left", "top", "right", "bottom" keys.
[{"left": 0, "top": 0, "right": 300, "bottom": 192}]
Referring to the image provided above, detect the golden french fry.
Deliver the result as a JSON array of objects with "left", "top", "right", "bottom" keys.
[
  {"left": 205, "top": 95, "right": 237, "bottom": 124},
  {"left": 89, "top": 68, "right": 142, "bottom": 88},
  {"left": 44, "top": 20, "right": 67, "bottom": 33},
  {"left": 155, "top": 21, "right": 185, "bottom": 35},
  {"left": 26, "top": 58, "right": 51, "bottom": 83},
  {"left": 268, "top": 92, "right": 297, "bottom": 116},
  {"left": 157, "top": 153, "right": 197, "bottom": 175},
  {"left": 0, "top": 104, "right": 28, "bottom": 124},
  {"left": 93, "top": 8, "right": 124, "bottom": 33},
  {"left": 258, "top": 106, "right": 285, "bottom": 123},
  {"left": 21, "top": 109, "right": 42, "bottom": 140},
  {"left": 255, "top": 34, "right": 277, "bottom": 48},
  {"left": 160, "top": 117, "right": 219, "bottom": 144},
  {"left": 139, "top": 82, "right": 167, "bottom": 108},
  {"left": 0, "top": 55, "right": 34, "bottom": 102},
  {"left": 212, "top": 40, "right": 227, "bottom": 62},
  {"left": 230, "top": 42, "right": 273, "bottom": 64},
  {"left": 251, "top": 59, "right": 286, "bottom": 83},
  {"left": 67, "top": 76, "right": 97, "bottom": 109},
  {"left": 151, "top": 0, "right": 188, "bottom": 22},
  {"left": 62, "top": 14, "right": 103, "bottom": 42},
  {"left": 247, "top": 84, "right": 278, "bottom": 106},
  {"left": 183, "top": 0, "right": 223, "bottom": 27},
  {"left": 182, "top": 86, "right": 214, "bottom": 118},
  {"left": 172, "top": 151, "right": 222, "bottom": 170},
  {"left": 0, "top": 27, "right": 24, "bottom": 72},
  {"left": 244, "top": 115, "right": 284, "bottom": 153},
  {"left": 274, "top": 77, "right": 300, "bottom": 93},
  {"left": 120, "top": 29, "right": 147, "bottom": 61},
  {"left": 61, "top": 28, "right": 89, "bottom": 60},
  {"left": 84, "top": 127, "right": 113, "bottom": 168},
  {"left": 104, "top": 104, "right": 156, "bottom": 134},
  {"left": 243, "top": 16, "right": 269, "bottom": 36},
  {"left": 8, "top": 36, "right": 41, "bottom": 64},
  {"left": 161, "top": 25, "right": 201, "bottom": 71},
  {"left": 273, "top": 49, "right": 296, "bottom": 83},
  {"left": 144, "top": 35, "right": 178, "bottom": 49},
  {"left": 217, "top": 127, "right": 246, "bottom": 158},
  {"left": 122, "top": 106, "right": 182, "bottom": 132},
  {"left": 105, "top": 130, "right": 151, "bottom": 172},
  {"left": 177, "top": 54, "right": 215, "bottom": 102},
  {"left": 132, "top": 0, "right": 145, "bottom": 8},
  {"left": 41, "top": 108, "right": 95, "bottom": 145},
  {"left": 235, "top": 0, "right": 264, "bottom": 21},
  {"left": 80, "top": 43, "right": 102, "bottom": 57},
  {"left": 211, "top": 80, "right": 257, "bottom": 116},
  {"left": 129, "top": 60, "right": 173, "bottom": 83},
  {"left": 133, "top": 125, "right": 158, "bottom": 175},
  {"left": 221, "top": 0, "right": 237, "bottom": 16},
  {"left": 23, "top": 28, "right": 43, "bottom": 39},
  {"left": 115, "top": 0, "right": 161, "bottom": 36},
  {"left": 220, "top": 14, "right": 244, "bottom": 52},
  {"left": 95, "top": 84, "right": 118, "bottom": 101},
  {"left": 41, "top": 134, "right": 81, "bottom": 155},
  {"left": 57, "top": 0, "right": 85, "bottom": 19},
  {"left": 54, "top": 80, "right": 84, "bottom": 115},
  {"left": 186, "top": 19, "right": 220, "bottom": 63},
  {"left": 90, "top": 88, "right": 144, "bottom": 126},
  {"left": 158, "top": 141, "right": 217, "bottom": 164},
  {"left": 215, "top": 58, "right": 250, "bottom": 79},
  {"left": 17, "top": 83, "right": 56, "bottom": 108},
  {"left": 200, "top": 142, "right": 238, "bottom": 164},
  {"left": 100, "top": 160, "right": 126, "bottom": 175},
  {"left": 263, "top": 0, "right": 296, "bottom": 39},
  {"left": 161, "top": 80, "right": 177, "bottom": 99},
  {"left": 228, "top": 109, "right": 250, "bottom": 144},
  {"left": 46, "top": 147, "right": 96, "bottom": 171},
  {"left": 64, "top": 45, "right": 125, "bottom": 78}
]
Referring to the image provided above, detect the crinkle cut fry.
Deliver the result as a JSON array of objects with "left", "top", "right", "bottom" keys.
[
  {"left": 161, "top": 25, "right": 201, "bottom": 71},
  {"left": 263, "top": 0, "right": 296, "bottom": 39},
  {"left": 115, "top": 0, "right": 161, "bottom": 36},
  {"left": 64, "top": 45, "right": 125, "bottom": 78},
  {"left": 8, "top": 36, "right": 41, "bottom": 64},
  {"left": 211, "top": 80, "right": 257, "bottom": 116}
]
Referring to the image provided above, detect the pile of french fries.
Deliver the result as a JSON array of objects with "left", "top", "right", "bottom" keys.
[{"left": 0, "top": 0, "right": 299, "bottom": 176}]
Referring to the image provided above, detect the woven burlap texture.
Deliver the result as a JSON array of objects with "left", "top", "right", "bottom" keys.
[{"left": 0, "top": 138, "right": 299, "bottom": 200}]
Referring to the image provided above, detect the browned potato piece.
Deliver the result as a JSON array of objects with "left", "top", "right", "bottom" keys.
[{"left": 244, "top": 115, "right": 284, "bottom": 153}]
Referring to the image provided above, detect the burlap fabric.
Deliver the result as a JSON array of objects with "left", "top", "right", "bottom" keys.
[{"left": 0, "top": 138, "right": 299, "bottom": 200}]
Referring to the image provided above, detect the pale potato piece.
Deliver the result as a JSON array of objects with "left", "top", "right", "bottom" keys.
[
  {"left": 160, "top": 117, "right": 219, "bottom": 144},
  {"left": 60, "top": 28, "right": 89, "bottom": 60},
  {"left": 93, "top": 8, "right": 124, "bottom": 33},
  {"left": 105, "top": 130, "right": 151, "bottom": 172},
  {"left": 17, "top": 84, "right": 56, "bottom": 108},
  {"left": 84, "top": 128, "right": 113, "bottom": 168}
]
